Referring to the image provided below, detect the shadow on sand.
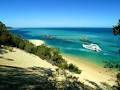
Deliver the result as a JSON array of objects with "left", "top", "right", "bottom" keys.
[{"left": 0, "top": 65, "right": 55, "bottom": 90}]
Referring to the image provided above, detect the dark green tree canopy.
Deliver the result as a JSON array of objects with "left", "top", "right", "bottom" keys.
[{"left": 113, "top": 19, "right": 120, "bottom": 35}]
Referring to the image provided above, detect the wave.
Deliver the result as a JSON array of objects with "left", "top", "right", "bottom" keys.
[
  {"left": 64, "top": 47, "right": 90, "bottom": 52},
  {"left": 102, "top": 50, "right": 120, "bottom": 57}
]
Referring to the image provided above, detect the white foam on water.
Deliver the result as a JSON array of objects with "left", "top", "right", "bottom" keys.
[{"left": 64, "top": 47, "right": 90, "bottom": 52}]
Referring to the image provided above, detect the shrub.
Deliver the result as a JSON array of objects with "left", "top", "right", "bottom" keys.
[
  {"left": 117, "top": 73, "right": 120, "bottom": 86},
  {"left": 24, "top": 42, "right": 34, "bottom": 53},
  {"left": 36, "top": 45, "right": 51, "bottom": 60},
  {"left": 68, "top": 63, "right": 81, "bottom": 74},
  {"left": 18, "top": 40, "right": 25, "bottom": 49},
  {"left": 0, "top": 21, "right": 81, "bottom": 74}
]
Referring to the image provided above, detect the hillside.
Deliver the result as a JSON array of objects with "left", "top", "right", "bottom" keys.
[{"left": 0, "top": 21, "right": 119, "bottom": 90}]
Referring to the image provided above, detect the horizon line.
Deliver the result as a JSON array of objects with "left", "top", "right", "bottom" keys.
[{"left": 11, "top": 26, "right": 112, "bottom": 28}]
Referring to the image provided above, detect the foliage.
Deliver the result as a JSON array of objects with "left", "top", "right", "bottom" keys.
[
  {"left": 24, "top": 41, "right": 34, "bottom": 53},
  {"left": 113, "top": 73, "right": 120, "bottom": 90},
  {"left": 113, "top": 19, "right": 120, "bottom": 54},
  {"left": 0, "top": 65, "right": 92, "bottom": 90},
  {"left": 68, "top": 63, "right": 81, "bottom": 74},
  {"left": 113, "top": 19, "right": 120, "bottom": 35},
  {"left": 117, "top": 73, "right": 120, "bottom": 87},
  {"left": 104, "top": 61, "right": 119, "bottom": 70},
  {"left": 0, "top": 21, "right": 81, "bottom": 74},
  {"left": 113, "top": 19, "right": 120, "bottom": 53},
  {"left": 112, "top": 20, "right": 120, "bottom": 90}
]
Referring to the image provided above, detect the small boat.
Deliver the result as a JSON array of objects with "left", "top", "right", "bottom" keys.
[
  {"left": 80, "top": 36, "right": 92, "bottom": 44},
  {"left": 42, "top": 34, "right": 56, "bottom": 39},
  {"left": 82, "top": 43, "right": 102, "bottom": 52}
]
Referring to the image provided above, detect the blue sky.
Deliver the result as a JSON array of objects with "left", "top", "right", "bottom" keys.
[{"left": 0, "top": 0, "right": 120, "bottom": 27}]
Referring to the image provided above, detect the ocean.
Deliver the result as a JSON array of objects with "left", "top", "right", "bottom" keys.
[{"left": 11, "top": 28, "right": 120, "bottom": 66}]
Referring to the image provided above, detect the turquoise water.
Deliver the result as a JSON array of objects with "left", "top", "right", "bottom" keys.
[{"left": 11, "top": 28, "right": 120, "bottom": 66}]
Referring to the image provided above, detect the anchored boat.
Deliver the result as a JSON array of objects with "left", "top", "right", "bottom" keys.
[{"left": 82, "top": 43, "right": 102, "bottom": 52}]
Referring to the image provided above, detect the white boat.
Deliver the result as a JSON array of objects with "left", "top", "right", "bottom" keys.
[{"left": 82, "top": 43, "right": 102, "bottom": 52}]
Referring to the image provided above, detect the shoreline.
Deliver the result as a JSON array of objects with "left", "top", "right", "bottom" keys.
[
  {"left": 29, "top": 39, "right": 117, "bottom": 86},
  {"left": 29, "top": 39, "right": 45, "bottom": 46},
  {"left": 0, "top": 39, "right": 117, "bottom": 88},
  {"left": 62, "top": 53, "right": 117, "bottom": 86}
]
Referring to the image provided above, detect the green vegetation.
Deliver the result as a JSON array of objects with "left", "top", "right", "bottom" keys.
[
  {"left": 112, "top": 73, "right": 120, "bottom": 90},
  {"left": 0, "top": 65, "right": 93, "bottom": 90},
  {"left": 113, "top": 19, "right": 120, "bottom": 35},
  {"left": 104, "top": 60, "right": 120, "bottom": 71},
  {"left": 116, "top": 73, "right": 120, "bottom": 89},
  {"left": 99, "top": 19, "right": 120, "bottom": 90},
  {"left": 113, "top": 20, "right": 120, "bottom": 54},
  {"left": 0, "top": 21, "right": 81, "bottom": 74},
  {"left": 112, "top": 20, "right": 120, "bottom": 90},
  {"left": 68, "top": 63, "right": 81, "bottom": 74}
]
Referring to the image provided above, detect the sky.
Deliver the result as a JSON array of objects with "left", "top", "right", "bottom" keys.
[{"left": 0, "top": 0, "right": 120, "bottom": 27}]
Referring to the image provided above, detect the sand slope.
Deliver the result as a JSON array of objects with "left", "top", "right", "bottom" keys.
[
  {"left": 24, "top": 39, "right": 118, "bottom": 86},
  {"left": 0, "top": 48, "right": 56, "bottom": 70},
  {"left": 63, "top": 55, "right": 117, "bottom": 87},
  {"left": 0, "top": 39, "right": 117, "bottom": 88}
]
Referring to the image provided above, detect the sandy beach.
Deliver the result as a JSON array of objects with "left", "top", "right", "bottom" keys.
[
  {"left": 0, "top": 39, "right": 117, "bottom": 88},
  {"left": 28, "top": 39, "right": 117, "bottom": 86},
  {"left": 29, "top": 39, "right": 45, "bottom": 46},
  {"left": 0, "top": 47, "right": 56, "bottom": 70},
  {"left": 63, "top": 55, "right": 117, "bottom": 87}
]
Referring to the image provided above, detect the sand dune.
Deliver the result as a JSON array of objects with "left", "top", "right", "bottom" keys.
[
  {"left": 0, "top": 48, "right": 56, "bottom": 70},
  {"left": 0, "top": 39, "right": 117, "bottom": 88},
  {"left": 28, "top": 39, "right": 117, "bottom": 86}
]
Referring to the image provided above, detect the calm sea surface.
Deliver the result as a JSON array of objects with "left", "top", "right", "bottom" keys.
[{"left": 11, "top": 28, "right": 120, "bottom": 66}]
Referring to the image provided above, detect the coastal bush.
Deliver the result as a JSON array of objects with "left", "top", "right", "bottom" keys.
[
  {"left": 0, "top": 65, "right": 93, "bottom": 90},
  {"left": 24, "top": 41, "right": 34, "bottom": 53},
  {"left": 52, "top": 53, "right": 64, "bottom": 65},
  {"left": 0, "top": 21, "right": 81, "bottom": 74},
  {"left": 104, "top": 60, "right": 120, "bottom": 71},
  {"left": 113, "top": 19, "right": 120, "bottom": 35},
  {"left": 59, "top": 61, "right": 68, "bottom": 69},
  {"left": 117, "top": 73, "right": 120, "bottom": 86},
  {"left": 113, "top": 73, "right": 120, "bottom": 90},
  {"left": 68, "top": 63, "right": 81, "bottom": 74},
  {"left": 0, "top": 31, "right": 12, "bottom": 45},
  {"left": 18, "top": 40, "right": 25, "bottom": 49},
  {"left": 113, "top": 19, "right": 120, "bottom": 55},
  {"left": 112, "top": 20, "right": 120, "bottom": 90},
  {"left": 36, "top": 45, "right": 52, "bottom": 60}
]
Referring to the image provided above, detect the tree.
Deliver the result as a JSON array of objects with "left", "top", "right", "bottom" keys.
[
  {"left": 113, "top": 19, "right": 120, "bottom": 35},
  {"left": 0, "top": 21, "right": 7, "bottom": 32},
  {"left": 113, "top": 20, "right": 120, "bottom": 90},
  {"left": 0, "top": 21, "right": 81, "bottom": 74},
  {"left": 113, "top": 20, "right": 120, "bottom": 54},
  {"left": 0, "top": 34, "right": 11, "bottom": 45}
]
